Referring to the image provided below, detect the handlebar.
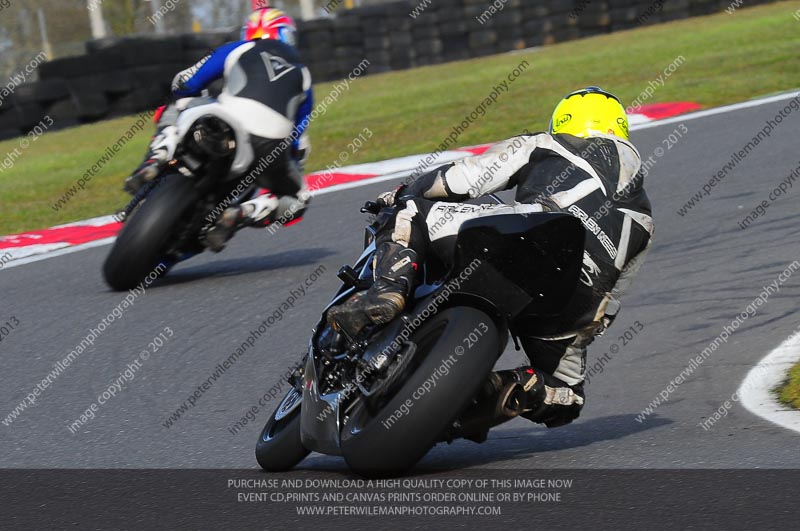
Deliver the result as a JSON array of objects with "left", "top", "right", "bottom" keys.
[{"left": 361, "top": 201, "right": 382, "bottom": 215}]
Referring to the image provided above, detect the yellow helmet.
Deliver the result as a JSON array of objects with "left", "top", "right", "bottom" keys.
[{"left": 549, "top": 87, "right": 629, "bottom": 140}]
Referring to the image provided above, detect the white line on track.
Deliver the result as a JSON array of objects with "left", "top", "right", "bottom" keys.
[
  {"left": 739, "top": 332, "right": 800, "bottom": 434},
  {"left": 0, "top": 237, "right": 116, "bottom": 270},
  {"left": 2, "top": 89, "right": 798, "bottom": 272}
]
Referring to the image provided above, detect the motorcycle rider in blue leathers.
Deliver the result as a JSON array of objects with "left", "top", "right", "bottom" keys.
[{"left": 125, "top": 7, "right": 313, "bottom": 251}]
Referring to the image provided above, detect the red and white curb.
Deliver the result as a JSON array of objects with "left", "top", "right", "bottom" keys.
[
  {"left": 0, "top": 100, "right": 717, "bottom": 269},
  {"left": 628, "top": 101, "right": 701, "bottom": 125},
  {"left": 0, "top": 216, "right": 122, "bottom": 264}
]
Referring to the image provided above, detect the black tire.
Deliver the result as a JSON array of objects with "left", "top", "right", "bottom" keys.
[
  {"left": 14, "top": 79, "right": 69, "bottom": 104},
  {"left": 256, "top": 388, "right": 310, "bottom": 472},
  {"left": 103, "top": 174, "right": 197, "bottom": 291},
  {"left": 341, "top": 307, "right": 501, "bottom": 477}
]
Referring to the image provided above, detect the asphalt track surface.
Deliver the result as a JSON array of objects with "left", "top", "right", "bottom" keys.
[{"left": 2, "top": 96, "right": 800, "bottom": 527}]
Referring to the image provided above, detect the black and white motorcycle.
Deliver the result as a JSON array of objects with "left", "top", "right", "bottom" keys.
[
  {"left": 255, "top": 200, "right": 585, "bottom": 477},
  {"left": 103, "top": 103, "right": 279, "bottom": 291}
]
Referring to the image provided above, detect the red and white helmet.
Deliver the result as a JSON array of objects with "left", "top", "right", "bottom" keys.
[{"left": 241, "top": 7, "right": 297, "bottom": 48}]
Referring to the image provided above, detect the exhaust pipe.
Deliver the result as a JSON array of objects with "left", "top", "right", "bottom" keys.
[
  {"left": 442, "top": 380, "right": 529, "bottom": 444},
  {"left": 496, "top": 383, "right": 526, "bottom": 419}
]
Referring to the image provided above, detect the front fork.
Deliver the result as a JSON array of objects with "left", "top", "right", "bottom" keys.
[{"left": 118, "top": 176, "right": 162, "bottom": 222}]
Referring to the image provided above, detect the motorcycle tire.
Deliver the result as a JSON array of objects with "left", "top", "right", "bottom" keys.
[
  {"left": 256, "top": 388, "right": 310, "bottom": 472},
  {"left": 340, "top": 306, "right": 502, "bottom": 477},
  {"left": 103, "top": 174, "right": 197, "bottom": 291}
]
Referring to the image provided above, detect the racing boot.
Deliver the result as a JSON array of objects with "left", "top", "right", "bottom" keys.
[
  {"left": 205, "top": 194, "right": 280, "bottom": 252},
  {"left": 124, "top": 157, "right": 162, "bottom": 195},
  {"left": 327, "top": 242, "right": 419, "bottom": 339},
  {"left": 495, "top": 367, "right": 585, "bottom": 428}
]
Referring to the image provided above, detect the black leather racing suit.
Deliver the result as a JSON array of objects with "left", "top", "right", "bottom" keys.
[{"left": 382, "top": 131, "right": 654, "bottom": 425}]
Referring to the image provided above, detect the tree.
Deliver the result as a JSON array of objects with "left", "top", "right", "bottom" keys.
[
  {"left": 102, "top": 0, "right": 145, "bottom": 36},
  {"left": 0, "top": 0, "right": 90, "bottom": 79}
]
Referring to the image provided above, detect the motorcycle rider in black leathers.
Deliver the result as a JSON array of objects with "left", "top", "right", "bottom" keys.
[
  {"left": 328, "top": 87, "right": 654, "bottom": 428},
  {"left": 124, "top": 7, "right": 313, "bottom": 251}
]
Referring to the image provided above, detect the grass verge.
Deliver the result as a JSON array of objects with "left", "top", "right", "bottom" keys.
[
  {"left": 776, "top": 362, "right": 800, "bottom": 409},
  {"left": 1, "top": 0, "right": 799, "bottom": 234}
]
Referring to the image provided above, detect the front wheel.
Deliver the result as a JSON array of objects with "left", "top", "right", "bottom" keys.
[
  {"left": 340, "top": 306, "right": 502, "bottom": 477},
  {"left": 103, "top": 174, "right": 198, "bottom": 291},
  {"left": 256, "top": 388, "right": 310, "bottom": 472}
]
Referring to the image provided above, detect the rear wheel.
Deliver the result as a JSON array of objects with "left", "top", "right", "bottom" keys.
[
  {"left": 103, "top": 174, "right": 198, "bottom": 291},
  {"left": 340, "top": 306, "right": 501, "bottom": 477},
  {"left": 255, "top": 388, "right": 310, "bottom": 472}
]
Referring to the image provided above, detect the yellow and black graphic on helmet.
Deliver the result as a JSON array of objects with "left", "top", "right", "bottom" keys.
[
  {"left": 616, "top": 117, "right": 629, "bottom": 138},
  {"left": 550, "top": 87, "right": 629, "bottom": 140},
  {"left": 553, "top": 113, "right": 572, "bottom": 129}
]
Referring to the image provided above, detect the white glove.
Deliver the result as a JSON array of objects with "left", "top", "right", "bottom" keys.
[{"left": 149, "top": 125, "right": 180, "bottom": 163}]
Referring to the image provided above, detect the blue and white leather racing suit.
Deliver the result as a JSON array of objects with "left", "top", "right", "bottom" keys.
[{"left": 151, "top": 38, "right": 314, "bottom": 226}]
